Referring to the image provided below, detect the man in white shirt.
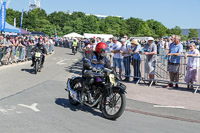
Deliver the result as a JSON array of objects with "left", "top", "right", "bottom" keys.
[{"left": 112, "top": 37, "right": 123, "bottom": 80}]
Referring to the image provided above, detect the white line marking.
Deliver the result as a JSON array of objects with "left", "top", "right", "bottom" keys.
[
  {"left": 56, "top": 60, "right": 67, "bottom": 65},
  {"left": 0, "top": 108, "right": 8, "bottom": 114},
  {"left": 18, "top": 103, "right": 40, "bottom": 112},
  {"left": 153, "top": 105, "right": 185, "bottom": 109}
]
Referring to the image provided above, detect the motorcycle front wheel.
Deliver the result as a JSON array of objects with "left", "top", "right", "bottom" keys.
[
  {"left": 101, "top": 89, "right": 126, "bottom": 120},
  {"left": 35, "top": 61, "right": 38, "bottom": 74}
]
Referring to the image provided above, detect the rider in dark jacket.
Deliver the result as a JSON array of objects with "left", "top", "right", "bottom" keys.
[
  {"left": 31, "top": 39, "right": 47, "bottom": 67},
  {"left": 83, "top": 42, "right": 111, "bottom": 73}
]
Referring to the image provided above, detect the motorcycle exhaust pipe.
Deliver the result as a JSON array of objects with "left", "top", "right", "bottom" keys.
[
  {"left": 84, "top": 95, "right": 102, "bottom": 107},
  {"left": 67, "top": 80, "right": 80, "bottom": 102}
]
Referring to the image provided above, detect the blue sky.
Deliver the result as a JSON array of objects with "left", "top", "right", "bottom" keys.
[{"left": 7, "top": 0, "right": 200, "bottom": 29}]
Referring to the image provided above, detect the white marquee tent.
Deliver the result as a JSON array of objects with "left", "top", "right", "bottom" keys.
[
  {"left": 63, "top": 32, "right": 84, "bottom": 38},
  {"left": 84, "top": 33, "right": 113, "bottom": 41}
]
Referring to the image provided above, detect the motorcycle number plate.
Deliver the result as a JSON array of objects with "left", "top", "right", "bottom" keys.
[
  {"left": 35, "top": 52, "right": 41, "bottom": 57},
  {"left": 109, "top": 74, "right": 115, "bottom": 85}
]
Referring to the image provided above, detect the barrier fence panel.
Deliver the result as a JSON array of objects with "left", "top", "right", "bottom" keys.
[{"left": 109, "top": 49, "right": 200, "bottom": 93}]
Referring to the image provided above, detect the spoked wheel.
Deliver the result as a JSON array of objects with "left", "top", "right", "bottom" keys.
[
  {"left": 101, "top": 89, "right": 126, "bottom": 120},
  {"left": 68, "top": 79, "right": 83, "bottom": 106}
]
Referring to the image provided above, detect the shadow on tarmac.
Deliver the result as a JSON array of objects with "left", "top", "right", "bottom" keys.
[
  {"left": 21, "top": 68, "right": 35, "bottom": 74},
  {"left": 65, "top": 61, "right": 83, "bottom": 76},
  {"left": 66, "top": 53, "right": 75, "bottom": 55},
  {"left": 55, "top": 98, "right": 104, "bottom": 118}
]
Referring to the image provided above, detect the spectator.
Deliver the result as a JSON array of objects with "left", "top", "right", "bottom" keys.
[
  {"left": 18, "top": 37, "right": 26, "bottom": 62},
  {"left": 184, "top": 43, "right": 199, "bottom": 89},
  {"left": 96, "top": 37, "right": 101, "bottom": 44},
  {"left": 106, "top": 38, "right": 114, "bottom": 65},
  {"left": 112, "top": 37, "right": 123, "bottom": 80},
  {"left": 0, "top": 36, "right": 5, "bottom": 65},
  {"left": 195, "top": 39, "right": 200, "bottom": 50},
  {"left": 48, "top": 38, "right": 54, "bottom": 54},
  {"left": 82, "top": 40, "right": 92, "bottom": 56},
  {"left": 169, "top": 35, "right": 176, "bottom": 51},
  {"left": 143, "top": 37, "right": 157, "bottom": 85},
  {"left": 120, "top": 38, "right": 132, "bottom": 81},
  {"left": 123, "top": 35, "right": 131, "bottom": 44},
  {"left": 167, "top": 35, "right": 183, "bottom": 88},
  {"left": 12, "top": 36, "right": 19, "bottom": 62},
  {"left": 131, "top": 40, "right": 141, "bottom": 81},
  {"left": 186, "top": 39, "right": 190, "bottom": 52},
  {"left": 90, "top": 38, "right": 96, "bottom": 51},
  {"left": 164, "top": 38, "right": 169, "bottom": 50},
  {"left": 4, "top": 35, "right": 12, "bottom": 64}
]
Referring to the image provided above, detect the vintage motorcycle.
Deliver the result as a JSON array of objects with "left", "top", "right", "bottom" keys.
[
  {"left": 33, "top": 50, "right": 43, "bottom": 74},
  {"left": 72, "top": 46, "right": 77, "bottom": 55},
  {"left": 66, "top": 67, "right": 127, "bottom": 120}
]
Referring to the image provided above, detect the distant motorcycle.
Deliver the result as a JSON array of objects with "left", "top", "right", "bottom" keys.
[
  {"left": 72, "top": 46, "right": 77, "bottom": 55},
  {"left": 32, "top": 51, "right": 43, "bottom": 74},
  {"left": 66, "top": 67, "right": 127, "bottom": 120}
]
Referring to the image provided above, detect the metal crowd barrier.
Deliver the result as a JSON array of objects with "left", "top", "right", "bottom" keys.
[
  {"left": 110, "top": 48, "right": 200, "bottom": 94},
  {"left": 0, "top": 44, "right": 54, "bottom": 65}
]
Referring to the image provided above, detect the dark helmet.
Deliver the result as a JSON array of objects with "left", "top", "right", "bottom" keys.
[{"left": 95, "top": 42, "right": 107, "bottom": 55}]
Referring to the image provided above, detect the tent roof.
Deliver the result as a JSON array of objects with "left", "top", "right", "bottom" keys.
[
  {"left": 1, "top": 22, "right": 21, "bottom": 33},
  {"left": 63, "top": 32, "right": 83, "bottom": 38},
  {"left": 83, "top": 33, "right": 113, "bottom": 41}
]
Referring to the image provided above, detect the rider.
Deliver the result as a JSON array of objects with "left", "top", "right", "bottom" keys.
[
  {"left": 72, "top": 38, "right": 78, "bottom": 53},
  {"left": 83, "top": 42, "right": 111, "bottom": 73},
  {"left": 82, "top": 42, "right": 111, "bottom": 100},
  {"left": 31, "top": 39, "right": 47, "bottom": 68}
]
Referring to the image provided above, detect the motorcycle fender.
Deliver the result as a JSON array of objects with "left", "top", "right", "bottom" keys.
[
  {"left": 113, "top": 86, "right": 127, "bottom": 94},
  {"left": 67, "top": 76, "right": 82, "bottom": 87}
]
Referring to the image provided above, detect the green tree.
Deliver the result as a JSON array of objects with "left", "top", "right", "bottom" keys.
[
  {"left": 126, "top": 18, "right": 151, "bottom": 37},
  {"left": 188, "top": 29, "right": 198, "bottom": 39},
  {"left": 170, "top": 26, "right": 182, "bottom": 35},
  {"left": 146, "top": 19, "right": 167, "bottom": 38}
]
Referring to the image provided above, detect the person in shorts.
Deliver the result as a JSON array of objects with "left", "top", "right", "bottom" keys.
[
  {"left": 143, "top": 37, "right": 157, "bottom": 85},
  {"left": 167, "top": 35, "right": 183, "bottom": 88},
  {"left": 112, "top": 37, "right": 123, "bottom": 80}
]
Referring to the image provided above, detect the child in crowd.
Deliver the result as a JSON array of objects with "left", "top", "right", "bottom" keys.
[{"left": 185, "top": 43, "right": 200, "bottom": 89}]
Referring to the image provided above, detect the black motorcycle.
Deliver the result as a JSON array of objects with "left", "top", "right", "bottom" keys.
[
  {"left": 66, "top": 67, "right": 127, "bottom": 120},
  {"left": 33, "top": 51, "right": 43, "bottom": 74}
]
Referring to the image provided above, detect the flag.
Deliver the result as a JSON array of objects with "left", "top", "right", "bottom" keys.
[
  {"left": 0, "top": 2, "right": 6, "bottom": 31},
  {"left": 20, "top": 9, "right": 24, "bottom": 30}
]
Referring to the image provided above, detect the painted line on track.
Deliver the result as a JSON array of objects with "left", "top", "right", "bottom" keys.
[
  {"left": 125, "top": 107, "right": 200, "bottom": 124},
  {"left": 153, "top": 105, "right": 185, "bottom": 109}
]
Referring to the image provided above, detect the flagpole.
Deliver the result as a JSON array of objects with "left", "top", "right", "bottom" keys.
[{"left": 20, "top": 9, "right": 24, "bottom": 35}]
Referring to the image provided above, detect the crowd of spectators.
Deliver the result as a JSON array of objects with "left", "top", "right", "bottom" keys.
[
  {"left": 0, "top": 35, "right": 55, "bottom": 66},
  {"left": 42, "top": 34, "right": 200, "bottom": 89},
  {"left": 67, "top": 35, "right": 199, "bottom": 89}
]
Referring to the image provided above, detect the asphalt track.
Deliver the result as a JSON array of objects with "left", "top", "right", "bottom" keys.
[{"left": 0, "top": 47, "right": 199, "bottom": 133}]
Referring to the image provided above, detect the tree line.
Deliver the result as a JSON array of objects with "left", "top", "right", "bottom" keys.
[{"left": 6, "top": 8, "right": 199, "bottom": 40}]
